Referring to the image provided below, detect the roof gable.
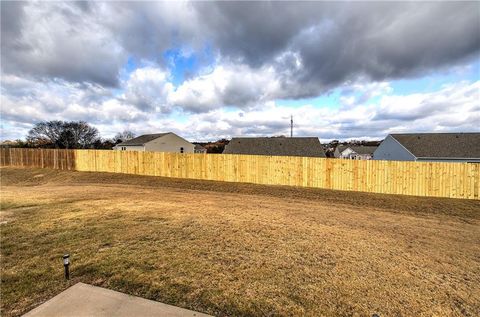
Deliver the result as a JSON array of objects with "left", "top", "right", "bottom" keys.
[
  {"left": 390, "top": 133, "right": 480, "bottom": 158},
  {"left": 116, "top": 133, "right": 170, "bottom": 146},
  {"left": 223, "top": 137, "right": 326, "bottom": 157}
]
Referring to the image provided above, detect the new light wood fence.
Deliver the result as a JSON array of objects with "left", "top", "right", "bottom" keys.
[{"left": 1, "top": 148, "right": 479, "bottom": 200}]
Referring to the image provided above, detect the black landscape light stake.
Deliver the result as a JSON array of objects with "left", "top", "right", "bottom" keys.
[{"left": 63, "top": 254, "right": 70, "bottom": 280}]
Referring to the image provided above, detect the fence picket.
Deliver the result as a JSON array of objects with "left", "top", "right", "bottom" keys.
[{"left": 1, "top": 148, "right": 478, "bottom": 200}]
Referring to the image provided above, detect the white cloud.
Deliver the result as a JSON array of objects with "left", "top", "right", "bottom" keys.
[
  {"left": 375, "top": 81, "right": 480, "bottom": 122},
  {"left": 0, "top": 73, "right": 150, "bottom": 130},
  {"left": 169, "top": 63, "right": 281, "bottom": 112},
  {"left": 178, "top": 80, "right": 480, "bottom": 141},
  {"left": 122, "top": 67, "right": 174, "bottom": 113},
  {"left": 1, "top": 63, "right": 478, "bottom": 142}
]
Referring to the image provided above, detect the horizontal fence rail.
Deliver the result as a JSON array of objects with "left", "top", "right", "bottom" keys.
[{"left": 1, "top": 148, "right": 479, "bottom": 200}]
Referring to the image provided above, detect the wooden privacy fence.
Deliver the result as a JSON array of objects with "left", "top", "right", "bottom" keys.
[{"left": 1, "top": 148, "right": 479, "bottom": 200}]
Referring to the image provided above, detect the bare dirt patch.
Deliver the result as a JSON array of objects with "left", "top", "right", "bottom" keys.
[{"left": 1, "top": 167, "right": 479, "bottom": 316}]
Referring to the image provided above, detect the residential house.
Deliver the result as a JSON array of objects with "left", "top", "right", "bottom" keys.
[
  {"left": 113, "top": 133, "right": 194, "bottom": 153},
  {"left": 223, "top": 137, "right": 326, "bottom": 157},
  {"left": 334, "top": 145, "right": 378, "bottom": 160},
  {"left": 194, "top": 144, "right": 207, "bottom": 153},
  {"left": 373, "top": 133, "right": 480, "bottom": 162}
]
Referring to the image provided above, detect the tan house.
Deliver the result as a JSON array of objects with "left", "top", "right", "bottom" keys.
[{"left": 113, "top": 132, "right": 194, "bottom": 153}]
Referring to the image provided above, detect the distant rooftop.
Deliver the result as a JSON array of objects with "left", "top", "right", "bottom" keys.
[
  {"left": 390, "top": 133, "right": 480, "bottom": 158},
  {"left": 223, "top": 137, "right": 326, "bottom": 157},
  {"left": 347, "top": 145, "right": 378, "bottom": 155},
  {"left": 116, "top": 133, "right": 170, "bottom": 146}
]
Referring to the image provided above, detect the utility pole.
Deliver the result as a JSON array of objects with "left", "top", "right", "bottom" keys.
[{"left": 290, "top": 115, "right": 293, "bottom": 137}]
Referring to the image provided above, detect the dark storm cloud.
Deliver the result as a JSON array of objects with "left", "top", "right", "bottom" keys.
[
  {"left": 192, "top": 2, "right": 324, "bottom": 66},
  {"left": 101, "top": 2, "right": 199, "bottom": 63},
  {"left": 0, "top": 2, "right": 28, "bottom": 53},
  {"left": 0, "top": 1, "right": 125, "bottom": 87},
  {"left": 295, "top": 2, "right": 479, "bottom": 94},
  {"left": 2, "top": 1, "right": 478, "bottom": 95},
  {"left": 195, "top": 1, "right": 480, "bottom": 97}
]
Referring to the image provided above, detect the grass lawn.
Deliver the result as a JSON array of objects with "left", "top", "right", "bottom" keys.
[{"left": 1, "top": 167, "right": 479, "bottom": 316}]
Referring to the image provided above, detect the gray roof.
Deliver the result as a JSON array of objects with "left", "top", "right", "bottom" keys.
[
  {"left": 390, "top": 133, "right": 480, "bottom": 158},
  {"left": 336, "top": 145, "right": 348, "bottom": 153},
  {"left": 348, "top": 145, "right": 378, "bottom": 155},
  {"left": 223, "top": 137, "right": 326, "bottom": 157},
  {"left": 116, "top": 133, "right": 170, "bottom": 146}
]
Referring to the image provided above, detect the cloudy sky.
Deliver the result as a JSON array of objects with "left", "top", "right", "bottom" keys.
[{"left": 1, "top": 1, "right": 479, "bottom": 142}]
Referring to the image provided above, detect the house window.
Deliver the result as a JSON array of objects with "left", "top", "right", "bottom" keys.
[{"left": 180, "top": 147, "right": 184, "bottom": 153}]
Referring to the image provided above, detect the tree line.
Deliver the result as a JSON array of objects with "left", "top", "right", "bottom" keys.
[
  {"left": 1, "top": 120, "right": 230, "bottom": 152},
  {"left": 2, "top": 120, "right": 135, "bottom": 149},
  {"left": 4, "top": 120, "right": 381, "bottom": 153}
]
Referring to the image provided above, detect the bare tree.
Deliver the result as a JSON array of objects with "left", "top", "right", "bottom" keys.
[
  {"left": 114, "top": 130, "right": 136, "bottom": 143},
  {"left": 64, "top": 121, "right": 100, "bottom": 148},
  {"left": 27, "top": 121, "right": 100, "bottom": 149},
  {"left": 27, "top": 121, "right": 64, "bottom": 147}
]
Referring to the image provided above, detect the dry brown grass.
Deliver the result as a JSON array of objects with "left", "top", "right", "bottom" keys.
[{"left": 1, "top": 167, "right": 479, "bottom": 316}]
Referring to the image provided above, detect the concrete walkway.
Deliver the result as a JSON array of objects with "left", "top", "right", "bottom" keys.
[{"left": 23, "top": 283, "right": 212, "bottom": 317}]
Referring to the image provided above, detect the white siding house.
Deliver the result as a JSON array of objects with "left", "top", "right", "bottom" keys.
[
  {"left": 374, "top": 133, "right": 480, "bottom": 162},
  {"left": 334, "top": 145, "right": 377, "bottom": 160},
  {"left": 113, "top": 132, "right": 195, "bottom": 153}
]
